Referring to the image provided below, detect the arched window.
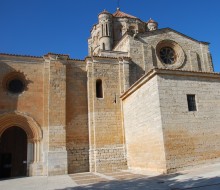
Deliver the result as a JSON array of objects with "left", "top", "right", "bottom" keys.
[
  {"left": 106, "top": 24, "right": 108, "bottom": 36},
  {"left": 102, "top": 43, "right": 105, "bottom": 50},
  {"left": 96, "top": 79, "right": 103, "bottom": 98},
  {"left": 102, "top": 24, "right": 104, "bottom": 36}
]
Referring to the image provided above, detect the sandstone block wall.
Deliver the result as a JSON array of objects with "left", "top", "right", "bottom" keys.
[
  {"left": 87, "top": 58, "right": 127, "bottom": 172},
  {"left": 114, "top": 29, "right": 213, "bottom": 84},
  {"left": 66, "top": 60, "right": 89, "bottom": 173},
  {"left": 122, "top": 69, "right": 220, "bottom": 173},
  {"left": 0, "top": 55, "right": 46, "bottom": 175},
  {"left": 0, "top": 55, "right": 44, "bottom": 124},
  {"left": 122, "top": 75, "right": 167, "bottom": 173},
  {"left": 141, "top": 30, "right": 213, "bottom": 72},
  {"left": 157, "top": 73, "right": 220, "bottom": 172},
  {"left": 0, "top": 21, "right": 218, "bottom": 176},
  {"left": 47, "top": 59, "right": 67, "bottom": 175}
]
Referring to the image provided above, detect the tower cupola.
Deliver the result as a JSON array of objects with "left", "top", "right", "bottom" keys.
[
  {"left": 147, "top": 18, "right": 158, "bottom": 31},
  {"left": 98, "top": 9, "right": 113, "bottom": 51}
]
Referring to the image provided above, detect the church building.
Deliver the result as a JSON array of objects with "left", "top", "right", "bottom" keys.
[{"left": 0, "top": 8, "right": 220, "bottom": 178}]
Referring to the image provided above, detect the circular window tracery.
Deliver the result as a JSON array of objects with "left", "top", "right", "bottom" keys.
[
  {"left": 156, "top": 40, "right": 185, "bottom": 69},
  {"left": 159, "top": 47, "right": 176, "bottom": 64}
]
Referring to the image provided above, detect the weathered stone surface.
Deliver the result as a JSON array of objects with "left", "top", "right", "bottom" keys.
[
  {"left": 87, "top": 57, "right": 128, "bottom": 172},
  {"left": 122, "top": 69, "right": 220, "bottom": 173},
  {"left": 0, "top": 9, "right": 218, "bottom": 177},
  {"left": 122, "top": 74, "right": 166, "bottom": 173},
  {"left": 157, "top": 72, "right": 220, "bottom": 172}
]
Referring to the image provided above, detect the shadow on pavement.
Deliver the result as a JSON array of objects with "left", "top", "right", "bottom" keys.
[{"left": 55, "top": 173, "right": 220, "bottom": 190}]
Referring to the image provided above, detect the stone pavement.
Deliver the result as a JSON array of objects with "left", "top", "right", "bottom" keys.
[{"left": 1, "top": 163, "right": 220, "bottom": 190}]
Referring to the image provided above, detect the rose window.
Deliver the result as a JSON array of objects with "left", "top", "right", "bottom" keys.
[{"left": 159, "top": 47, "right": 176, "bottom": 64}]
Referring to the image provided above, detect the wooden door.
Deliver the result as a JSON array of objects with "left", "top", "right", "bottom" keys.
[{"left": 0, "top": 126, "right": 27, "bottom": 178}]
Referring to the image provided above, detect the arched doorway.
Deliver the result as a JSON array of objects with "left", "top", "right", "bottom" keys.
[
  {"left": 0, "top": 126, "right": 27, "bottom": 178},
  {"left": 0, "top": 112, "right": 43, "bottom": 177}
]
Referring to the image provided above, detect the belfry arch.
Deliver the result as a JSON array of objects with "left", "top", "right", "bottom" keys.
[{"left": 0, "top": 111, "right": 43, "bottom": 176}]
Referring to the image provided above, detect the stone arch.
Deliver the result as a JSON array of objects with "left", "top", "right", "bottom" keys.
[
  {"left": 0, "top": 111, "right": 42, "bottom": 142},
  {"left": 0, "top": 111, "right": 43, "bottom": 176}
]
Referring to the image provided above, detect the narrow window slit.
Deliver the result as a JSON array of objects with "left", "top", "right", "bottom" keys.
[
  {"left": 106, "top": 24, "right": 108, "bottom": 36},
  {"left": 113, "top": 93, "right": 117, "bottom": 103},
  {"left": 96, "top": 79, "right": 103, "bottom": 98},
  {"left": 102, "top": 43, "right": 105, "bottom": 50}
]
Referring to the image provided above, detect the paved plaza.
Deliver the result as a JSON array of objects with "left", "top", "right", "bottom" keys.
[{"left": 1, "top": 163, "right": 220, "bottom": 190}]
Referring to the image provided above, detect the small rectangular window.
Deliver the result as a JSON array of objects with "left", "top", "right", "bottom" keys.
[{"left": 187, "top": 94, "right": 197, "bottom": 111}]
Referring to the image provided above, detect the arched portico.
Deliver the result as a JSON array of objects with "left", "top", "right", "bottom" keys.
[{"left": 0, "top": 111, "right": 43, "bottom": 177}]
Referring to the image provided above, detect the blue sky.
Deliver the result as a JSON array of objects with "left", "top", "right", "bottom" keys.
[{"left": 0, "top": 0, "right": 220, "bottom": 71}]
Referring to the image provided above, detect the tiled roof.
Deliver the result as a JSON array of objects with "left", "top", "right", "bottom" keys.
[
  {"left": 99, "top": 9, "right": 112, "bottom": 16},
  {"left": 0, "top": 52, "right": 41, "bottom": 58},
  {"left": 0, "top": 52, "right": 85, "bottom": 61},
  {"left": 100, "top": 9, "right": 110, "bottom": 14},
  {"left": 113, "top": 8, "right": 137, "bottom": 19},
  {"left": 147, "top": 18, "right": 157, "bottom": 23},
  {"left": 46, "top": 52, "right": 70, "bottom": 57}
]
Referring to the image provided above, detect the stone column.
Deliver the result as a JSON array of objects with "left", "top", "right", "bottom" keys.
[
  {"left": 28, "top": 139, "right": 43, "bottom": 176},
  {"left": 86, "top": 60, "right": 96, "bottom": 172},
  {"left": 27, "top": 141, "right": 33, "bottom": 176}
]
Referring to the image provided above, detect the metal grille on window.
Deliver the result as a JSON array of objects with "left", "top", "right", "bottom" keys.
[{"left": 187, "top": 95, "right": 197, "bottom": 111}]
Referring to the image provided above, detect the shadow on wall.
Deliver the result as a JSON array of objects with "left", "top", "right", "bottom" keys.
[
  {"left": 66, "top": 63, "right": 89, "bottom": 174},
  {"left": 0, "top": 60, "right": 33, "bottom": 179},
  {"left": 129, "top": 61, "right": 145, "bottom": 86},
  {"left": 0, "top": 60, "right": 33, "bottom": 114},
  {"left": 55, "top": 173, "right": 220, "bottom": 190},
  {"left": 0, "top": 61, "right": 20, "bottom": 113}
]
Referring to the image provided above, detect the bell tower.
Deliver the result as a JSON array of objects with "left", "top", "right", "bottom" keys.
[{"left": 98, "top": 10, "right": 113, "bottom": 51}]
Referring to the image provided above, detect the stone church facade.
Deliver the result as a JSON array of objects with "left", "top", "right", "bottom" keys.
[{"left": 0, "top": 9, "right": 220, "bottom": 178}]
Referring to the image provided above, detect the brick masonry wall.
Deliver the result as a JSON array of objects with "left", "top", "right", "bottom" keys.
[
  {"left": 158, "top": 74, "right": 220, "bottom": 172},
  {"left": 66, "top": 60, "right": 89, "bottom": 173},
  {"left": 122, "top": 75, "right": 167, "bottom": 173}
]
